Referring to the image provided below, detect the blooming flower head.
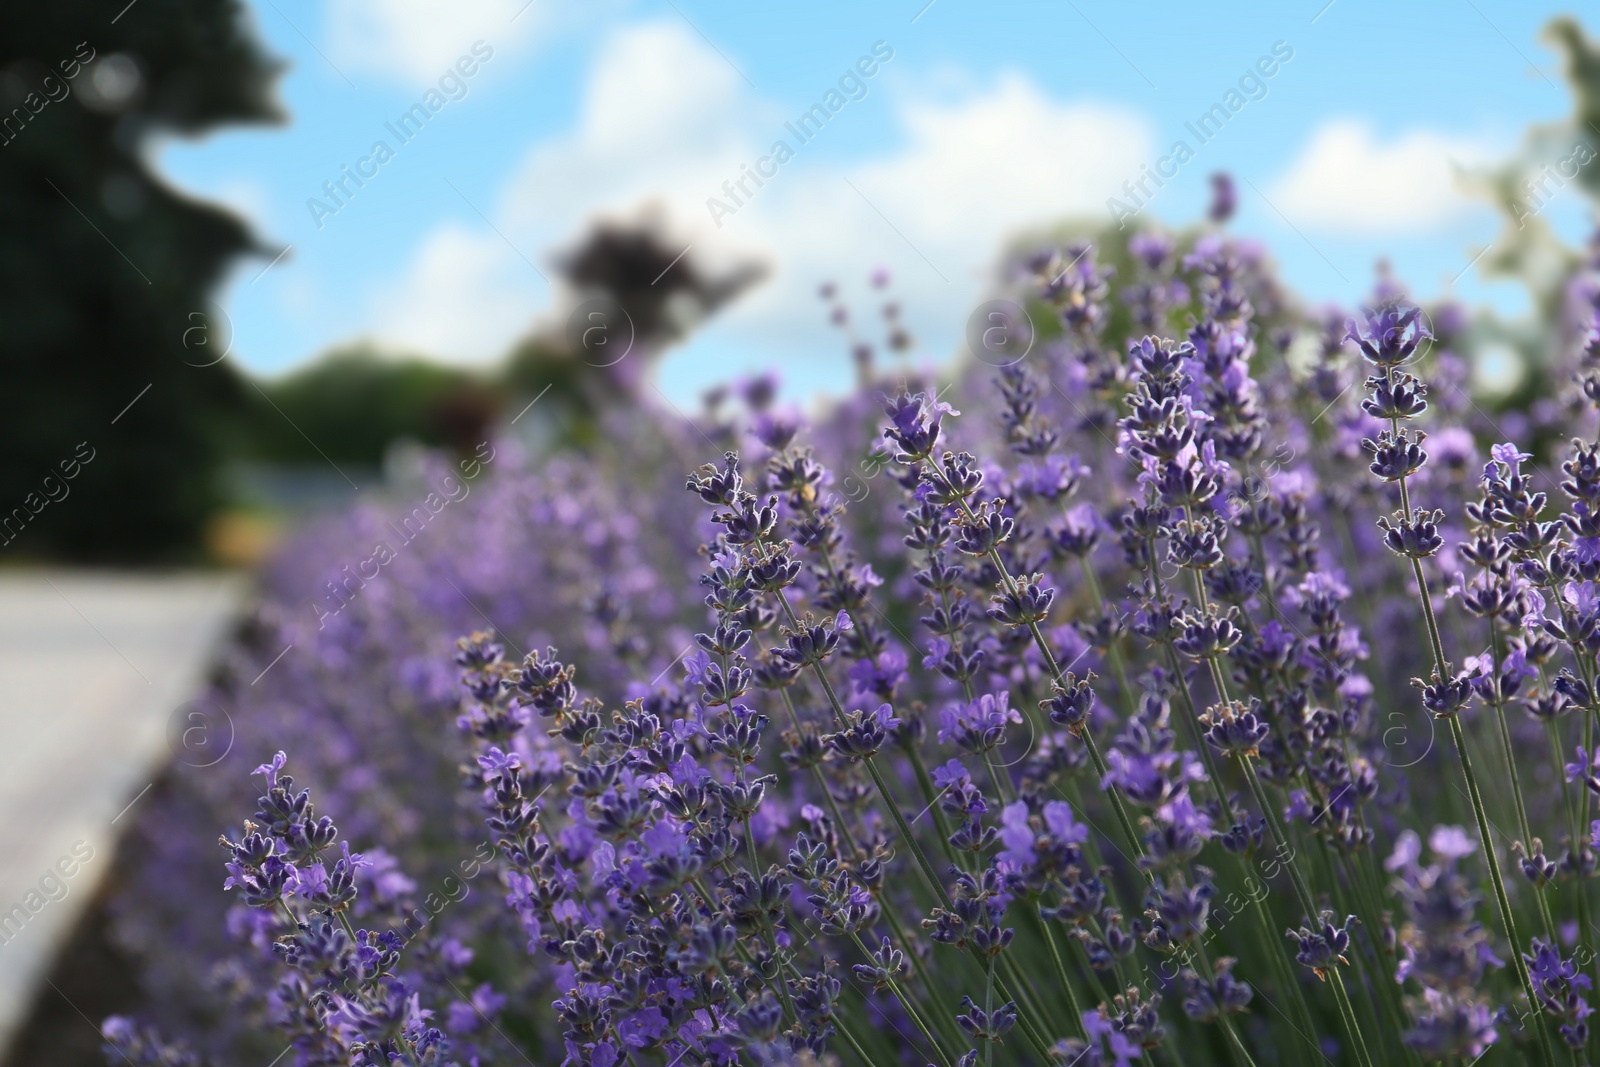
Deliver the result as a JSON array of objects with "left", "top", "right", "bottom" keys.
[
  {"left": 1489, "top": 441, "right": 1533, "bottom": 474},
  {"left": 1429, "top": 825, "right": 1477, "bottom": 861},
  {"left": 938, "top": 690, "right": 1022, "bottom": 754}
]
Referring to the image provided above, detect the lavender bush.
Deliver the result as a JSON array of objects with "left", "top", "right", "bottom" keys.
[{"left": 99, "top": 211, "right": 1600, "bottom": 1066}]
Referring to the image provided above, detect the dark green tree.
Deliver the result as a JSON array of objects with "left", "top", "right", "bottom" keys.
[{"left": 0, "top": 0, "right": 281, "bottom": 561}]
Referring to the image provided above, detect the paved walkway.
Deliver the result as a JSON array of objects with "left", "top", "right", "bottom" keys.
[{"left": 0, "top": 571, "right": 246, "bottom": 1055}]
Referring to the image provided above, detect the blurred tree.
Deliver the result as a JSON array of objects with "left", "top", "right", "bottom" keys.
[
  {"left": 1547, "top": 17, "right": 1600, "bottom": 201},
  {"left": 239, "top": 347, "right": 499, "bottom": 465},
  {"left": 1447, "top": 16, "right": 1600, "bottom": 424},
  {"left": 0, "top": 0, "right": 281, "bottom": 561},
  {"left": 503, "top": 207, "right": 766, "bottom": 444}
]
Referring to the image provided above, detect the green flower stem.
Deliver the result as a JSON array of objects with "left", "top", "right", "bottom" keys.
[
  {"left": 1078, "top": 556, "right": 1135, "bottom": 700},
  {"left": 1236, "top": 755, "right": 1394, "bottom": 1062},
  {"left": 1328, "top": 969, "right": 1377, "bottom": 1067},
  {"left": 847, "top": 931, "right": 955, "bottom": 1067},
  {"left": 984, "top": 748, "right": 1018, "bottom": 806},
  {"left": 906, "top": 742, "right": 971, "bottom": 874},
  {"left": 991, "top": 939, "right": 1061, "bottom": 1040},
  {"left": 925, "top": 459, "right": 1150, "bottom": 867},
  {"left": 773, "top": 592, "right": 1068, "bottom": 1062},
  {"left": 1190, "top": 945, "right": 1259, "bottom": 1067},
  {"left": 831, "top": 1001, "right": 879, "bottom": 1067},
  {"left": 1082, "top": 910, "right": 1131, "bottom": 999},
  {"left": 1486, "top": 618, "right": 1557, "bottom": 942},
  {"left": 1315, "top": 836, "right": 1410, "bottom": 1056},
  {"left": 1194, "top": 518, "right": 1400, "bottom": 1058},
  {"left": 875, "top": 892, "right": 971, "bottom": 1053},
  {"left": 774, "top": 677, "right": 866, "bottom": 859},
  {"left": 775, "top": 593, "right": 953, "bottom": 907},
  {"left": 983, "top": 955, "right": 996, "bottom": 1067},
  {"left": 988, "top": 960, "right": 1061, "bottom": 1062},
  {"left": 1108, "top": 546, "right": 1327, "bottom": 1054},
  {"left": 1548, "top": 718, "right": 1595, "bottom": 1029},
  {"left": 1405, "top": 545, "right": 1552, "bottom": 1063},
  {"left": 1143, "top": 530, "right": 1331, "bottom": 1053},
  {"left": 1381, "top": 365, "right": 1554, "bottom": 1067},
  {"left": 1331, "top": 840, "right": 1417, "bottom": 1062},
  {"left": 1239, "top": 869, "right": 1323, "bottom": 1052},
  {"left": 1038, "top": 912, "right": 1090, "bottom": 1035},
  {"left": 1145, "top": 538, "right": 1235, "bottom": 820},
  {"left": 1530, "top": 560, "right": 1600, "bottom": 1060}
]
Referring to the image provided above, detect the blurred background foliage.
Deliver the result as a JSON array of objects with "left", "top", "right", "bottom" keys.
[
  {"left": 0, "top": 0, "right": 764, "bottom": 565},
  {"left": 7, "top": 4, "right": 1600, "bottom": 564},
  {"left": 0, "top": 0, "right": 279, "bottom": 563}
]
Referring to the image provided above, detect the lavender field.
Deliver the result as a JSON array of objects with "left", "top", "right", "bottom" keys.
[
  {"left": 69, "top": 210, "right": 1600, "bottom": 1066},
  {"left": 12, "top": 3, "right": 1600, "bottom": 1067}
]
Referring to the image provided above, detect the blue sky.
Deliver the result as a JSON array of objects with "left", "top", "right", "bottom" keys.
[{"left": 153, "top": 0, "right": 1595, "bottom": 406}]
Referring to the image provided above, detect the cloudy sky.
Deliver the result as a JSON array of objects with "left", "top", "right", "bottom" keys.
[{"left": 155, "top": 0, "right": 1594, "bottom": 405}]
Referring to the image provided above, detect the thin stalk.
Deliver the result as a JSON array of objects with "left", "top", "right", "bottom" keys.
[
  {"left": 983, "top": 748, "right": 1017, "bottom": 806},
  {"left": 772, "top": 588, "right": 1070, "bottom": 1060},
  {"left": 1146, "top": 539, "right": 1235, "bottom": 820},
  {"left": 1447, "top": 711, "right": 1556, "bottom": 1065},
  {"left": 1190, "top": 946, "right": 1259, "bottom": 1067},
  {"left": 1534, "top": 580, "right": 1600, "bottom": 1060},
  {"left": 1487, "top": 620, "right": 1536, "bottom": 849},
  {"left": 876, "top": 899, "right": 970, "bottom": 1053},
  {"left": 983, "top": 956, "right": 996, "bottom": 1067},
  {"left": 1040, "top": 914, "right": 1090, "bottom": 1035},
  {"left": 832, "top": 1005, "right": 878, "bottom": 1067},
  {"left": 1233, "top": 860, "right": 1322, "bottom": 1048},
  {"left": 907, "top": 743, "right": 970, "bottom": 873},
  {"left": 1083, "top": 911, "right": 1133, "bottom": 998},
  {"left": 1079, "top": 556, "right": 1135, "bottom": 700},
  {"left": 1328, "top": 969, "right": 1377, "bottom": 1067},
  {"left": 1336, "top": 845, "right": 1418, "bottom": 1063},
  {"left": 848, "top": 931, "right": 954, "bottom": 1067},
  {"left": 988, "top": 963, "right": 1060, "bottom": 1062},
  {"left": 923, "top": 458, "right": 1150, "bottom": 865},
  {"left": 992, "top": 943, "right": 1060, "bottom": 1043},
  {"left": 1381, "top": 375, "right": 1553, "bottom": 1064},
  {"left": 1239, "top": 757, "right": 1316, "bottom": 917},
  {"left": 775, "top": 593, "right": 954, "bottom": 907},
  {"left": 1313, "top": 839, "right": 1402, "bottom": 1053},
  {"left": 1238, "top": 756, "right": 1392, "bottom": 1062},
  {"left": 777, "top": 679, "right": 866, "bottom": 859},
  {"left": 863, "top": 755, "right": 952, "bottom": 906},
  {"left": 1486, "top": 617, "right": 1556, "bottom": 942}
]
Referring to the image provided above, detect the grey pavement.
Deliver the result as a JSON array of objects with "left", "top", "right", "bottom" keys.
[{"left": 0, "top": 570, "right": 247, "bottom": 1056}]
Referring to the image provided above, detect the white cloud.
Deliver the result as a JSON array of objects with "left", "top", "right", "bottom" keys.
[
  {"left": 361, "top": 21, "right": 1152, "bottom": 389},
  {"left": 500, "top": 21, "right": 756, "bottom": 240},
  {"left": 328, "top": 0, "right": 552, "bottom": 85},
  {"left": 366, "top": 225, "right": 536, "bottom": 360},
  {"left": 1269, "top": 119, "right": 1492, "bottom": 233}
]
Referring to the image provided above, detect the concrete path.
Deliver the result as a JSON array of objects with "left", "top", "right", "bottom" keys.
[{"left": 0, "top": 571, "right": 247, "bottom": 1056}]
